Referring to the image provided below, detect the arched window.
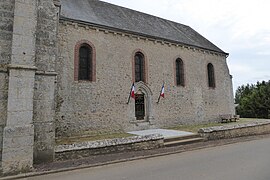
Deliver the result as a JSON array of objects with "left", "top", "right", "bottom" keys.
[
  {"left": 175, "top": 58, "right": 185, "bottom": 86},
  {"left": 135, "top": 52, "right": 145, "bottom": 82},
  {"left": 79, "top": 45, "right": 92, "bottom": 80},
  {"left": 207, "top": 63, "right": 215, "bottom": 88},
  {"left": 74, "top": 40, "right": 96, "bottom": 82}
]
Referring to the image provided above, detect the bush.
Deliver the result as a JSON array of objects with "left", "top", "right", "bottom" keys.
[{"left": 235, "top": 81, "right": 270, "bottom": 119}]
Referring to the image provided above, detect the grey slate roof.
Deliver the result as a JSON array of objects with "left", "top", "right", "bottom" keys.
[{"left": 60, "top": 0, "right": 227, "bottom": 54}]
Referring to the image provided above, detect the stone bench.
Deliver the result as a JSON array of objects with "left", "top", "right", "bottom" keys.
[{"left": 219, "top": 114, "right": 240, "bottom": 123}]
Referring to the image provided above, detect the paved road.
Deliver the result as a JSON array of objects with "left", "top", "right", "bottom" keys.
[{"left": 26, "top": 138, "right": 270, "bottom": 180}]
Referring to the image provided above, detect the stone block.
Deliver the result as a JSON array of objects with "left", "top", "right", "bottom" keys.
[
  {"left": 8, "top": 98, "right": 33, "bottom": 111},
  {"left": 7, "top": 111, "right": 33, "bottom": 126},
  {"left": 12, "top": 16, "right": 30, "bottom": 35},
  {"left": 8, "top": 87, "right": 34, "bottom": 100},
  {"left": 8, "top": 78, "right": 34, "bottom": 93},
  {"left": 2, "top": 125, "right": 34, "bottom": 175},
  {"left": 2, "top": 159, "right": 33, "bottom": 175},
  {"left": 3, "top": 135, "right": 34, "bottom": 149},
  {"left": 14, "top": 1, "right": 36, "bottom": 18},
  {"left": 2, "top": 146, "right": 33, "bottom": 161},
  {"left": 9, "top": 68, "right": 36, "bottom": 79},
  {"left": 11, "top": 54, "right": 35, "bottom": 66},
  {"left": 2, "top": 125, "right": 34, "bottom": 138},
  {"left": 16, "top": 0, "right": 36, "bottom": 6}
]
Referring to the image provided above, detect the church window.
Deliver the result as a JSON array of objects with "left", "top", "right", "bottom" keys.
[
  {"left": 135, "top": 52, "right": 145, "bottom": 82},
  {"left": 175, "top": 58, "right": 185, "bottom": 86},
  {"left": 79, "top": 45, "right": 92, "bottom": 80},
  {"left": 74, "top": 40, "right": 96, "bottom": 82},
  {"left": 207, "top": 63, "right": 215, "bottom": 88}
]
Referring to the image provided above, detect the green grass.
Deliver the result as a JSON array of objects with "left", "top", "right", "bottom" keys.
[
  {"left": 56, "top": 132, "right": 133, "bottom": 145},
  {"left": 169, "top": 122, "right": 221, "bottom": 133}
]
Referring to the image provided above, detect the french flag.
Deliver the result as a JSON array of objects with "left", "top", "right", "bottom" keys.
[
  {"left": 160, "top": 84, "right": 165, "bottom": 98},
  {"left": 131, "top": 83, "right": 135, "bottom": 99}
]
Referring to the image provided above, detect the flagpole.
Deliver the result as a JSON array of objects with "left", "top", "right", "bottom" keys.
[
  {"left": 127, "top": 83, "right": 134, "bottom": 104},
  {"left": 127, "top": 92, "right": 131, "bottom": 104},
  {"left": 156, "top": 93, "right": 161, "bottom": 103},
  {"left": 127, "top": 88, "right": 132, "bottom": 104},
  {"left": 156, "top": 81, "right": 164, "bottom": 103}
]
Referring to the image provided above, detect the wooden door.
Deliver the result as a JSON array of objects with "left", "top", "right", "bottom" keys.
[{"left": 135, "top": 94, "right": 145, "bottom": 120}]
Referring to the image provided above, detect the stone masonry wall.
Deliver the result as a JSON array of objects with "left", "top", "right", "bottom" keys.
[
  {"left": 199, "top": 120, "right": 270, "bottom": 140},
  {"left": 56, "top": 21, "right": 234, "bottom": 138},
  {"left": 0, "top": 0, "right": 14, "bottom": 66},
  {"left": 55, "top": 134, "right": 163, "bottom": 161},
  {"left": 33, "top": 73, "right": 56, "bottom": 164},
  {"left": 0, "top": 72, "right": 8, "bottom": 162},
  {"left": 0, "top": 0, "right": 15, "bottom": 165},
  {"left": 35, "top": 0, "right": 58, "bottom": 72},
  {"left": 33, "top": 0, "right": 59, "bottom": 164}
]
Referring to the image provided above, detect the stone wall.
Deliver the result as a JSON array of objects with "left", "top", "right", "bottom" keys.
[
  {"left": 56, "top": 21, "right": 234, "bottom": 138},
  {"left": 33, "top": 73, "right": 56, "bottom": 164},
  {"left": 199, "top": 120, "right": 270, "bottom": 140},
  {"left": 0, "top": 72, "right": 8, "bottom": 162},
  {"left": 0, "top": 0, "right": 14, "bottom": 66},
  {"left": 55, "top": 134, "right": 163, "bottom": 161},
  {"left": 0, "top": 0, "right": 15, "bottom": 167},
  {"left": 0, "top": 0, "right": 59, "bottom": 173}
]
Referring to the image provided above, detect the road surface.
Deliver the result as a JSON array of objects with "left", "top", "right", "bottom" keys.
[{"left": 25, "top": 137, "right": 270, "bottom": 180}]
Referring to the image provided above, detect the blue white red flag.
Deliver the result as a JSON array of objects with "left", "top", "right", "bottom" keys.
[
  {"left": 131, "top": 83, "right": 135, "bottom": 99},
  {"left": 160, "top": 84, "right": 165, "bottom": 98}
]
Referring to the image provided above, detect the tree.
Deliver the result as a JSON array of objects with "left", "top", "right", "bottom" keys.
[{"left": 236, "top": 81, "right": 270, "bottom": 119}]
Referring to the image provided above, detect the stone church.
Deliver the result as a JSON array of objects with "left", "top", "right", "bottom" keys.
[{"left": 0, "top": 0, "right": 234, "bottom": 174}]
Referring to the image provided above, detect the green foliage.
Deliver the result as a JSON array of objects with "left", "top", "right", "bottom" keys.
[{"left": 236, "top": 81, "right": 270, "bottom": 119}]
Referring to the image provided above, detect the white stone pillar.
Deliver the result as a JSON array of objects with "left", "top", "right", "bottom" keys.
[{"left": 2, "top": 0, "right": 37, "bottom": 175}]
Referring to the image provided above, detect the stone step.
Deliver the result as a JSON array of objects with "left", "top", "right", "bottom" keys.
[
  {"left": 164, "top": 134, "right": 204, "bottom": 147},
  {"left": 164, "top": 134, "right": 201, "bottom": 143}
]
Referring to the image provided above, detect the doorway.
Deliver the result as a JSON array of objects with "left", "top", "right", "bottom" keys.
[{"left": 135, "top": 94, "right": 145, "bottom": 120}]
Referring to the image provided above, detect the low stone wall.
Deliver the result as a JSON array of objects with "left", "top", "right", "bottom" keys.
[
  {"left": 55, "top": 134, "right": 164, "bottom": 161},
  {"left": 199, "top": 120, "right": 270, "bottom": 140}
]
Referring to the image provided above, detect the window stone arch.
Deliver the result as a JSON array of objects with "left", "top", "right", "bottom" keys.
[
  {"left": 207, "top": 63, "right": 215, "bottom": 88},
  {"left": 74, "top": 40, "right": 96, "bottom": 82},
  {"left": 132, "top": 49, "right": 148, "bottom": 83},
  {"left": 175, "top": 58, "right": 185, "bottom": 86}
]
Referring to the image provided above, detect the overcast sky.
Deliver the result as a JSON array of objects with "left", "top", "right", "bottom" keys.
[{"left": 103, "top": 0, "right": 270, "bottom": 92}]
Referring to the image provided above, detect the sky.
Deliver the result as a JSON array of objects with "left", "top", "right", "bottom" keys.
[{"left": 103, "top": 0, "right": 270, "bottom": 93}]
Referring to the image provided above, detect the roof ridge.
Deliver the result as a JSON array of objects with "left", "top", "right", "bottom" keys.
[{"left": 61, "top": 0, "right": 227, "bottom": 54}]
